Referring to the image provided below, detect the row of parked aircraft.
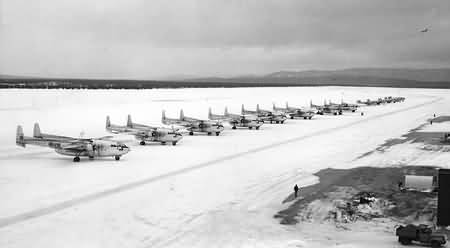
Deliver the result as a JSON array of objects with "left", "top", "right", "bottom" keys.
[{"left": 16, "top": 96, "right": 405, "bottom": 162}]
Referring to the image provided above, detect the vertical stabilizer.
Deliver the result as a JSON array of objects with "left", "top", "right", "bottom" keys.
[
  {"left": 127, "top": 114, "right": 133, "bottom": 128},
  {"left": 180, "top": 109, "right": 184, "bottom": 120},
  {"left": 208, "top": 108, "right": 212, "bottom": 120},
  {"left": 286, "top": 102, "right": 289, "bottom": 109},
  {"left": 224, "top": 107, "right": 229, "bottom": 116},
  {"left": 256, "top": 104, "right": 260, "bottom": 113},
  {"left": 16, "top": 125, "right": 25, "bottom": 147},
  {"left": 33, "top": 123, "right": 42, "bottom": 138},
  {"left": 106, "top": 116, "right": 111, "bottom": 128},
  {"left": 241, "top": 104, "right": 245, "bottom": 115},
  {"left": 162, "top": 110, "right": 166, "bottom": 123},
  {"left": 273, "top": 103, "right": 276, "bottom": 110},
  {"left": 310, "top": 100, "right": 313, "bottom": 107}
]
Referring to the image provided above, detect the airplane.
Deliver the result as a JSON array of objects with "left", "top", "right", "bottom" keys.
[
  {"left": 16, "top": 123, "right": 130, "bottom": 162},
  {"left": 328, "top": 100, "right": 358, "bottom": 112},
  {"left": 273, "top": 102, "right": 315, "bottom": 120},
  {"left": 106, "top": 115, "right": 183, "bottom": 145},
  {"left": 162, "top": 110, "right": 224, "bottom": 136},
  {"left": 420, "top": 28, "right": 428, "bottom": 33},
  {"left": 241, "top": 104, "right": 287, "bottom": 124},
  {"left": 382, "top": 96, "right": 405, "bottom": 103},
  {"left": 208, "top": 107, "right": 263, "bottom": 130},
  {"left": 310, "top": 100, "right": 343, "bottom": 115},
  {"left": 392, "top": 96, "right": 406, "bottom": 103},
  {"left": 356, "top": 98, "right": 382, "bottom": 106}
]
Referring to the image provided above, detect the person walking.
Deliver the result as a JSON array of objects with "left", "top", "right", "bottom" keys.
[{"left": 294, "top": 184, "right": 299, "bottom": 198}]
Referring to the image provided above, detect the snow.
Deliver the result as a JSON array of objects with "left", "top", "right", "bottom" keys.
[{"left": 0, "top": 86, "right": 449, "bottom": 248}]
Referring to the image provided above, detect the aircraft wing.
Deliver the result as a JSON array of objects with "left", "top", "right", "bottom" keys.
[{"left": 58, "top": 141, "right": 89, "bottom": 152}]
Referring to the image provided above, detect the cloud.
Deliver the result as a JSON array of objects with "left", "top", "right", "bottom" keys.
[{"left": 1, "top": 0, "right": 449, "bottom": 78}]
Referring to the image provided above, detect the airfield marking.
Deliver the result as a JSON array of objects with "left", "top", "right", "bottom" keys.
[{"left": 0, "top": 97, "right": 442, "bottom": 229}]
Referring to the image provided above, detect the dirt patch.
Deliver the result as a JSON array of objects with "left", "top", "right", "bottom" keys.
[
  {"left": 275, "top": 166, "right": 439, "bottom": 225},
  {"left": 357, "top": 116, "right": 450, "bottom": 159}
]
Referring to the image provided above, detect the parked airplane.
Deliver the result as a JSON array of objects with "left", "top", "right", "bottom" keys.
[
  {"left": 106, "top": 115, "right": 183, "bottom": 145},
  {"left": 208, "top": 107, "right": 262, "bottom": 129},
  {"left": 328, "top": 100, "right": 358, "bottom": 112},
  {"left": 162, "top": 110, "right": 224, "bottom": 136},
  {"left": 382, "top": 96, "right": 405, "bottom": 103},
  {"left": 16, "top": 123, "right": 130, "bottom": 162},
  {"left": 356, "top": 98, "right": 382, "bottom": 105},
  {"left": 310, "top": 100, "right": 343, "bottom": 115},
  {"left": 241, "top": 104, "right": 287, "bottom": 124},
  {"left": 273, "top": 102, "right": 315, "bottom": 119}
]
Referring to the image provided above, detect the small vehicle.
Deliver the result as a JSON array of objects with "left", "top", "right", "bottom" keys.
[{"left": 396, "top": 224, "right": 447, "bottom": 247}]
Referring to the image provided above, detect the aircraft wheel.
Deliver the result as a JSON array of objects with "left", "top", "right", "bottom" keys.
[
  {"left": 339, "top": 112, "right": 343, "bottom": 115},
  {"left": 161, "top": 142, "right": 166, "bottom": 145},
  {"left": 281, "top": 121, "right": 285, "bottom": 124},
  {"left": 334, "top": 112, "right": 337, "bottom": 115},
  {"left": 189, "top": 132, "right": 194, "bottom": 136},
  {"left": 309, "top": 117, "right": 312, "bottom": 120},
  {"left": 275, "top": 121, "right": 279, "bottom": 124},
  {"left": 248, "top": 127, "right": 253, "bottom": 130},
  {"left": 270, "top": 121, "right": 273, "bottom": 124},
  {"left": 140, "top": 141, "right": 146, "bottom": 145},
  {"left": 207, "top": 132, "right": 212, "bottom": 135},
  {"left": 172, "top": 141, "right": 177, "bottom": 146},
  {"left": 290, "top": 116, "right": 294, "bottom": 119},
  {"left": 232, "top": 126, "right": 237, "bottom": 129},
  {"left": 73, "top": 156, "right": 80, "bottom": 162},
  {"left": 115, "top": 155, "right": 120, "bottom": 161},
  {"left": 89, "top": 156, "right": 94, "bottom": 160},
  {"left": 352, "top": 110, "right": 356, "bottom": 112},
  {"left": 215, "top": 132, "right": 220, "bottom": 136},
  {"left": 256, "top": 126, "right": 260, "bottom": 130},
  {"left": 304, "top": 117, "right": 307, "bottom": 120}
]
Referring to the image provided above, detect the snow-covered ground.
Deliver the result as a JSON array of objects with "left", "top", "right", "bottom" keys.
[{"left": 0, "top": 86, "right": 449, "bottom": 248}]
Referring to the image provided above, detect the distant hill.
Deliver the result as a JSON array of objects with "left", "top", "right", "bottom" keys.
[
  {"left": 263, "top": 68, "right": 450, "bottom": 82},
  {"left": 1, "top": 68, "right": 450, "bottom": 89}
]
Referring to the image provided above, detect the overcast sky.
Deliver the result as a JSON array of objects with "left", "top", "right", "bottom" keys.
[{"left": 1, "top": 0, "right": 449, "bottom": 79}]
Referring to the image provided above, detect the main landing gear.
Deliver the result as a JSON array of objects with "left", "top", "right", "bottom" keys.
[
  {"left": 73, "top": 156, "right": 81, "bottom": 162},
  {"left": 189, "top": 131, "right": 194, "bottom": 136},
  {"left": 140, "top": 141, "right": 146, "bottom": 145},
  {"left": 216, "top": 132, "right": 220, "bottom": 136},
  {"left": 115, "top": 155, "right": 121, "bottom": 161}
]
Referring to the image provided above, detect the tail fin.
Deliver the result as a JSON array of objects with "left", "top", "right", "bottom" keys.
[
  {"left": 310, "top": 100, "right": 313, "bottom": 107},
  {"left": 224, "top": 107, "right": 229, "bottom": 116},
  {"left": 208, "top": 108, "right": 212, "bottom": 120},
  {"left": 33, "top": 123, "right": 42, "bottom": 138},
  {"left": 16, "top": 125, "right": 25, "bottom": 147},
  {"left": 180, "top": 109, "right": 184, "bottom": 120},
  {"left": 127, "top": 114, "right": 133, "bottom": 128},
  {"left": 162, "top": 110, "right": 166, "bottom": 122},
  {"left": 106, "top": 116, "right": 111, "bottom": 128},
  {"left": 324, "top": 100, "right": 327, "bottom": 106},
  {"left": 286, "top": 102, "right": 289, "bottom": 109},
  {"left": 241, "top": 104, "right": 245, "bottom": 115},
  {"left": 273, "top": 103, "right": 276, "bottom": 110},
  {"left": 256, "top": 104, "right": 260, "bottom": 113}
]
